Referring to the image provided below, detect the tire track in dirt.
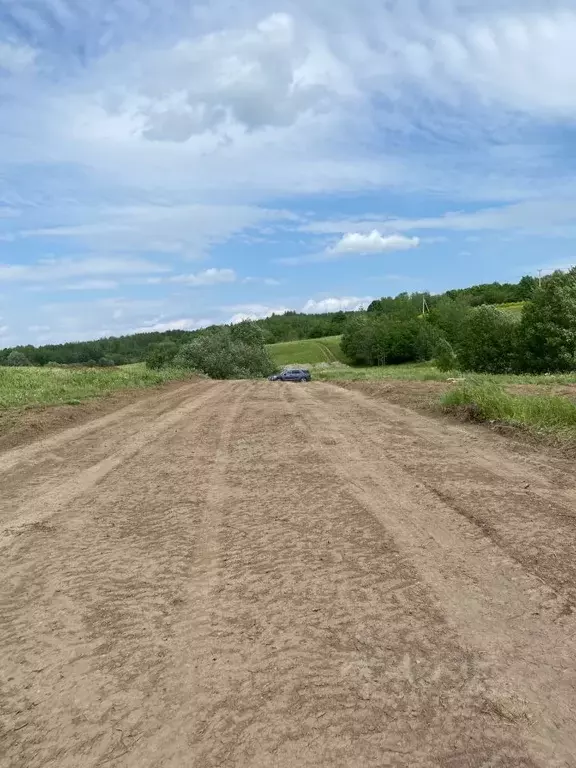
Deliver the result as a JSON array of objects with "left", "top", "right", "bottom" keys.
[
  {"left": 0, "top": 381, "right": 569, "bottom": 767},
  {"left": 312, "top": 382, "right": 576, "bottom": 609},
  {"left": 122, "top": 382, "right": 253, "bottom": 767},
  {"left": 291, "top": 382, "right": 576, "bottom": 766},
  {"left": 0, "top": 382, "right": 220, "bottom": 542},
  {"left": 129, "top": 382, "right": 535, "bottom": 768},
  {"left": 0, "top": 382, "right": 239, "bottom": 768}
]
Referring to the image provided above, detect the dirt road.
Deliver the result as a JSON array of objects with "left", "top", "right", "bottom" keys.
[{"left": 2, "top": 380, "right": 576, "bottom": 767}]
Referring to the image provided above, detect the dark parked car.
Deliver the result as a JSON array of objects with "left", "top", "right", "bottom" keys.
[{"left": 268, "top": 368, "right": 311, "bottom": 382}]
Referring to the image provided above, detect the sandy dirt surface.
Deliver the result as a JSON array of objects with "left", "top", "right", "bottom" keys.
[{"left": 2, "top": 380, "right": 576, "bottom": 767}]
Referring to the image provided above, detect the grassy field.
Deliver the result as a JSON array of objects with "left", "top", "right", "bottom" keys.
[
  {"left": 0, "top": 365, "right": 193, "bottom": 411},
  {"left": 312, "top": 361, "right": 452, "bottom": 382},
  {"left": 496, "top": 301, "right": 525, "bottom": 315},
  {"left": 312, "top": 360, "right": 576, "bottom": 386},
  {"left": 267, "top": 336, "right": 348, "bottom": 367}
]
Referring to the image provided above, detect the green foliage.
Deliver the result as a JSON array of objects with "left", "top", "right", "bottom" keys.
[
  {"left": 5, "top": 350, "right": 31, "bottom": 366},
  {"left": 0, "top": 270, "right": 568, "bottom": 374},
  {"left": 456, "top": 305, "right": 518, "bottom": 374},
  {"left": 174, "top": 329, "right": 275, "bottom": 379},
  {"left": 428, "top": 296, "right": 470, "bottom": 346},
  {"left": 367, "top": 292, "right": 429, "bottom": 319},
  {"left": 517, "top": 269, "right": 576, "bottom": 373},
  {"left": 434, "top": 339, "right": 458, "bottom": 372},
  {"left": 145, "top": 341, "right": 179, "bottom": 370},
  {"left": 342, "top": 315, "right": 428, "bottom": 366},
  {"left": 230, "top": 320, "right": 266, "bottom": 347},
  {"left": 442, "top": 380, "right": 576, "bottom": 435}
]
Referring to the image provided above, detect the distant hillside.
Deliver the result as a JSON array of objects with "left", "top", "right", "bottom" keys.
[
  {"left": 0, "top": 273, "right": 543, "bottom": 367},
  {"left": 267, "top": 336, "right": 347, "bottom": 367}
]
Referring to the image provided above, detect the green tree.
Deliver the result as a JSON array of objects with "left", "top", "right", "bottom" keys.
[
  {"left": 229, "top": 320, "right": 266, "bottom": 347},
  {"left": 457, "top": 306, "right": 518, "bottom": 374},
  {"left": 342, "top": 315, "right": 423, "bottom": 366},
  {"left": 174, "top": 330, "right": 275, "bottom": 379},
  {"left": 5, "top": 350, "right": 32, "bottom": 366},
  {"left": 145, "top": 341, "right": 179, "bottom": 370},
  {"left": 428, "top": 296, "right": 470, "bottom": 346},
  {"left": 517, "top": 269, "right": 576, "bottom": 373}
]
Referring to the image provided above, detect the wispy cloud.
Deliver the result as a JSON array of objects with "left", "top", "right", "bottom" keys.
[{"left": 0, "top": 256, "right": 169, "bottom": 284}]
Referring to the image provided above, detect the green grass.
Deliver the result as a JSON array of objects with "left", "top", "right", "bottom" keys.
[
  {"left": 310, "top": 359, "right": 576, "bottom": 386},
  {"left": 496, "top": 301, "right": 525, "bottom": 314},
  {"left": 0, "top": 365, "right": 194, "bottom": 411},
  {"left": 313, "top": 361, "right": 453, "bottom": 382},
  {"left": 442, "top": 379, "right": 576, "bottom": 436},
  {"left": 267, "top": 335, "right": 348, "bottom": 367}
]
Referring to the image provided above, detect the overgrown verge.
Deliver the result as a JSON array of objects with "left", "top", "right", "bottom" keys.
[
  {"left": 442, "top": 380, "right": 576, "bottom": 438},
  {"left": 0, "top": 365, "right": 195, "bottom": 411}
]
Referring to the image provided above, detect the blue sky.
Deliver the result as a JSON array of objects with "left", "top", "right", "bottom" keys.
[{"left": 1, "top": 0, "right": 576, "bottom": 345}]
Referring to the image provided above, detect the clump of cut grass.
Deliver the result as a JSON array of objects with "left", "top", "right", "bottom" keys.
[
  {"left": 442, "top": 379, "right": 576, "bottom": 436},
  {"left": 0, "top": 365, "right": 194, "bottom": 411}
]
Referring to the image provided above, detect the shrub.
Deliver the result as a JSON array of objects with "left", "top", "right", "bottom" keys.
[
  {"left": 230, "top": 320, "right": 266, "bottom": 347},
  {"left": 434, "top": 338, "right": 458, "bottom": 372},
  {"left": 456, "top": 305, "right": 518, "bottom": 374},
  {"left": 174, "top": 330, "right": 275, "bottom": 379},
  {"left": 516, "top": 269, "right": 576, "bottom": 373},
  {"left": 146, "top": 341, "right": 179, "bottom": 370},
  {"left": 5, "top": 350, "right": 32, "bottom": 367}
]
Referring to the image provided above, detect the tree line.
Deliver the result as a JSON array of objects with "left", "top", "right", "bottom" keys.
[
  {"left": 0, "top": 273, "right": 552, "bottom": 369},
  {"left": 342, "top": 270, "right": 576, "bottom": 374}
]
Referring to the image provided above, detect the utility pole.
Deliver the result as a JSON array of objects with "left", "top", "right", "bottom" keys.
[{"left": 537, "top": 269, "right": 544, "bottom": 288}]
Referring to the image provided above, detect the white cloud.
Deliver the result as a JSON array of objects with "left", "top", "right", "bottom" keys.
[
  {"left": 226, "top": 303, "right": 291, "bottom": 323},
  {"left": 0, "top": 42, "right": 36, "bottom": 74},
  {"left": 20, "top": 204, "right": 287, "bottom": 257},
  {"left": 126, "top": 13, "right": 341, "bottom": 142},
  {"left": 330, "top": 231, "right": 420, "bottom": 256},
  {"left": 0, "top": 256, "right": 169, "bottom": 284},
  {"left": 169, "top": 268, "right": 236, "bottom": 286},
  {"left": 0, "top": 325, "right": 9, "bottom": 336},
  {"left": 242, "top": 276, "right": 281, "bottom": 286},
  {"left": 61, "top": 280, "right": 119, "bottom": 291},
  {"left": 133, "top": 318, "right": 214, "bottom": 333},
  {"left": 301, "top": 199, "right": 576, "bottom": 239},
  {"left": 302, "top": 296, "right": 372, "bottom": 313}
]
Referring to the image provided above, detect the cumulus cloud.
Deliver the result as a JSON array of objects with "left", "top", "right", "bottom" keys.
[
  {"left": 133, "top": 13, "right": 338, "bottom": 142},
  {"left": 330, "top": 231, "right": 420, "bottom": 256},
  {"left": 227, "top": 303, "right": 291, "bottom": 324}
]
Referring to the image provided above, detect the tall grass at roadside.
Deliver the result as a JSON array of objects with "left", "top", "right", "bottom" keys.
[
  {"left": 0, "top": 365, "right": 194, "bottom": 410},
  {"left": 442, "top": 379, "right": 576, "bottom": 436}
]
